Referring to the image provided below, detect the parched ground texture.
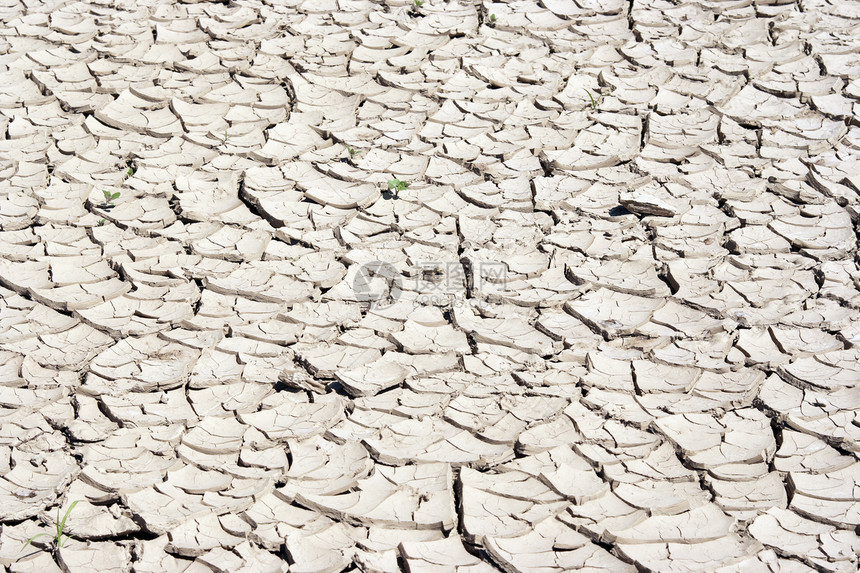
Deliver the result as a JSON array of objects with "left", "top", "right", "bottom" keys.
[{"left": 0, "top": 0, "right": 859, "bottom": 571}]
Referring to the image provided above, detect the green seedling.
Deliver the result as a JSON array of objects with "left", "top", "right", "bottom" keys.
[
  {"left": 126, "top": 166, "right": 134, "bottom": 178},
  {"left": 489, "top": 13, "right": 496, "bottom": 23},
  {"left": 97, "top": 218, "right": 106, "bottom": 226},
  {"left": 387, "top": 178, "right": 408, "bottom": 196},
  {"left": 584, "top": 88, "right": 604, "bottom": 110},
  {"left": 102, "top": 190, "right": 120, "bottom": 206},
  {"left": 413, "top": 0, "right": 424, "bottom": 7},
  {"left": 22, "top": 500, "right": 79, "bottom": 553},
  {"left": 345, "top": 145, "right": 361, "bottom": 159}
]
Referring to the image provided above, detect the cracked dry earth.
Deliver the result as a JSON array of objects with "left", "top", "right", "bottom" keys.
[{"left": 2, "top": 0, "right": 860, "bottom": 572}]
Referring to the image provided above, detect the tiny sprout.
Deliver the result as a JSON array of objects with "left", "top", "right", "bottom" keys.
[
  {"left": 413, "top": 0, "right": 424, "bottom": 6},
  {"left": 489, "top": 13, "right": 496, "bottom": 22},
  {"left": 97, "top": 218, "right": 106, "bottom": 226},
  {"left": 126, "top": 166, "right": 134, "bottom": 177},
  {"left": 345, "top": 145, "right": 361, "bottom": 159},
  {"left": 102, "top": 190, "right": 121, "bottom": 205},
  {"left": 584, "top": 88, "right": 604, "bottom": 110},
  {"left": 387, "top": 178, "right": 408, "bottom": 196},
  {"left": 21, "top": 500, "right": 79, "bottom": 553}
]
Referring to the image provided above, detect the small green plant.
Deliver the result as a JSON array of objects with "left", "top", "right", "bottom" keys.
[
  {"left": 345, "top": 145, "right": 361, "bottom": 159},
  {"left": 126, "top": 166, "right": 134, "bottom": 178},
  {"left": 584, "top": 89, "right": 604, "bottom": 110},
  {"left": 21, "top": 500, "right": 79, "bottom": 554},
  {"left": 489, "top": 13, "right": 496, "bottom": 23},
  {"left": 387, "top": 178, "right": 408, "bottom": 196},
  {"left": 413, "top": 0, "right": 424, "bottom": 7},
  {"left": 97, "top": 218, "right": 106, "bottom": 226},
  {"left": 102, "top": 190, "right": 120, "bottom": 206}
]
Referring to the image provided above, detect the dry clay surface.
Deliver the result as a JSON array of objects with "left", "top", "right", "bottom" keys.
[{"left": 1, "top": 0, "right": 860, "bottom": 571}]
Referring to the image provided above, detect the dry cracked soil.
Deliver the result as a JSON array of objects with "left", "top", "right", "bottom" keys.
[{"left": 0, "top": 0, "right": 859, "bottom": 572}]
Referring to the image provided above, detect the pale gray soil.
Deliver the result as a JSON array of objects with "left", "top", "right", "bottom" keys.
[{"left": 0, "top": 1, "right": 859, "bottom": 572}]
